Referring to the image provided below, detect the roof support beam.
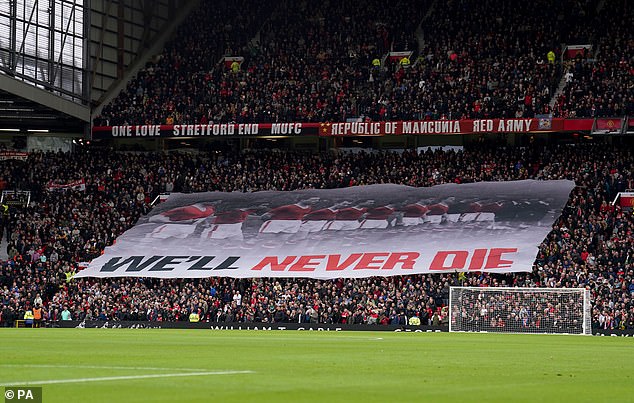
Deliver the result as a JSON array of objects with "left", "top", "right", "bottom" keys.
[
  {"left": 91, "top": 0, "right": 200, "bottom": 118},
  {"left": 0, "top": 73, "right": 90, "bottom": 122}
]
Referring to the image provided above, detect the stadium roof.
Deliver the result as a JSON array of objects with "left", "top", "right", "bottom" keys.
[{"left": 0, "top": 0, "right": 196, "bottom": 136}]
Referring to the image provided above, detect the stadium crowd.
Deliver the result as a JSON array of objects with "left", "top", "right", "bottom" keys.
[
  {"left": 3, "top": 0, "right": 634, "bottom": 331},
  {"left": 96, "top": 0, "right": 427, "bottom": 126},
  {"left": 554, "top": 0, "right": 634, "bottom": 118},
  {"left": 0, "top": 142, "right": 633, "bottom": 330},
  {"left": 95, "top": 0, "right": 275, "bottom": 126},
  {"left": 94, "top": 0, "right": 634, "bottom": 126},
  {"left": 359, "top": 0, "right": 571, "bottom": 120}
]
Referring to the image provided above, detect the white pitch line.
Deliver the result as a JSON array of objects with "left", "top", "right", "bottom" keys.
[
  {"left": 0, "top": 364, "right": 209, "bottom": 372},
  {"left": 1, "top": 370, "right": 254, "bottom": 387}
]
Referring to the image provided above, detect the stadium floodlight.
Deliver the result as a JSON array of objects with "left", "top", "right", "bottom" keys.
[{"left": 449, "top": 287, "right": 591, "bottom": 335}]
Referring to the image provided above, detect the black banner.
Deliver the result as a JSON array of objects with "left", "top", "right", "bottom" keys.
[
  {"left": 592, "top": 329, "right": 634, "bottom": 337},
  {"left": 58, "top": 320, "right": 447, "bottom": 332},
  {"left": 55, "top": 320, "right": 634, "bottom": 335}
]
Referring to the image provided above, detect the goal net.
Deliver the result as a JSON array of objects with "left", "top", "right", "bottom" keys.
[{"left": 449, "top": 287, "right": 591, "bottom": 335}]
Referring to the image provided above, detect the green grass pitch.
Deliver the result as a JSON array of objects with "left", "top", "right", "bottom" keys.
[{"left": 0, "top": 329, "right": 632, "bottom": 402}]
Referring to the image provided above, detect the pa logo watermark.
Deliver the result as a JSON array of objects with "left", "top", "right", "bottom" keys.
[{"left": 4, "top": 387, "right": 42, "bottom": 402}]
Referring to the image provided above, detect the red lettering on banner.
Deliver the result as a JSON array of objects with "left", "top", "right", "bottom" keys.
[
  {"left": 251, "top": 256, "right": 297, "bottom": 271},
  {"left": 326, "top": 254, "right": 363, "bottom": 271},
  {"left": 382, "top": 252, "right": 419, "bottom": 270},
  {"left": 484, "top": 248, "right": 517, "bottom": 269},
  {"left": 289, "top": 255, "right": 325, "bottom": 271},
  {"left": 468, "top": 249, "right": 488, "bottom": 270},
  {"left": 429, "top": 249, "right": 518, "bottom": 270},
  {"left": 354, "top": 253, "right": 390, "bottom": 270},
  {"left": 430, "top": 251, "right": 468, "bottom": 270},
  {"left": 252, "top": 252, "right": 422, "bottom": 272}
]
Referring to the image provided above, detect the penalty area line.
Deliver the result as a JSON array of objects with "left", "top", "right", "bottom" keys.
[{"left": 1, "top": 370, "right": 255, "bottom": 386}]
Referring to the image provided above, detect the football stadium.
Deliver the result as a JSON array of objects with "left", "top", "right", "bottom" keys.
[{"left": 1, "top": 0, "right": 634, "bottom": 402}]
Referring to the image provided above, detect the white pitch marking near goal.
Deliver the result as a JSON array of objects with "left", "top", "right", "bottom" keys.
[
  {"left": 0, "top": 370, "right": 255, "bottom": 387},
  {"left": 0, "top": 364, "right": 210, "bottom": 372}
]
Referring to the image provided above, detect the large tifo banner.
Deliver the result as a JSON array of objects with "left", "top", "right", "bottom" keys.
[{"left": 77, "top": 180, "right": 575, "bottom": 279}]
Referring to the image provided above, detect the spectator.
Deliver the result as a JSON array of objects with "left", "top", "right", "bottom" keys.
[{"left": 0, "top": 141, "right": 633, "bottom": 328}]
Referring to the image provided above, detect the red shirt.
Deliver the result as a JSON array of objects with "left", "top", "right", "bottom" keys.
[
  {"left": 267, "top": 204, "right": 312, "bottom": 220},
  {"left": 161, "top": 205, "right": 215, "bottom": 221},
  {"left": 213, "top": 209, "right": 250, "bottom": 224},
  {"left": 303, "top": 208, "right": 337, "bottom": 221},
  {"left": 427, "top": 203, "right": 449, "bottom": 215},
  {"left": 365, "top": 206, "right": 394, "bottom": 220},
  {"left": 335, "top": 207, "right": 367, "bottom": 221},
  {"left": 470, "top": 201, "right": 504, "bottom": 213},
  {"left": 400, "top": 203, "right": 429, "bottom": 217}
]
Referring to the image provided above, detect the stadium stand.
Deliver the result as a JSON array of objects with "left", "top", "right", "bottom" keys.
[
  {"left": 554, "top": 0, "right": 634, "bottom": 118},
  {"left": 2, "top": 0, "right": 634, "bottom": 332},
  {"left": 95, "top": 0, "right": 428, "bottom": 126},
  {"left": 95, "top": 0, "right": 634, "bottom": 125},
  {"left": 1, "top": 144, "right": 633, "bottom": 329}
]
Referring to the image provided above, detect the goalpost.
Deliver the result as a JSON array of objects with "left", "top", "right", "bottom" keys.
[{"left": 449, "top": 287, "right": 591, "bottom": 335}]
